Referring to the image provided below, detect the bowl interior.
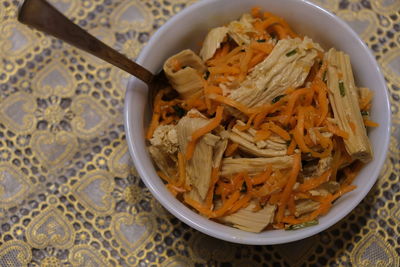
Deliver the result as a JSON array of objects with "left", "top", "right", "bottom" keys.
[{"left": 124, "top": 0, "right": 391, "bottom": 244}]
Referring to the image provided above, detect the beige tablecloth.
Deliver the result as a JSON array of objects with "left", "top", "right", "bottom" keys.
[{"left": 0, "top": 0, "right": 399, "bottom": 266}]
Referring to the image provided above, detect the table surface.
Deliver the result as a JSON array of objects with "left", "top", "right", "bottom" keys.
[{"left": 0, "top": 0, "right": 399, "bottom": 266}]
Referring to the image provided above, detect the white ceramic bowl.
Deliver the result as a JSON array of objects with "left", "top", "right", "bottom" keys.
[{"left": 124, "top": 0, "right": 391, "bottom": 244}]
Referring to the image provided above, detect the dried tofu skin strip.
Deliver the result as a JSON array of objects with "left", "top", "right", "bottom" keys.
[
  {"left": 163, "top": 49, "right": 207, "bottom": 99},
  {"left": 229, "top": 132, "right": 287, "bottom": 157},
  {"left": 221, "top": 155, "right": 294, "bottom": 176},
  {"left": 227, "top": 14, "right": 259, "bottom": 46},
  {"left": 200, "top": 26, "right": 229, "bottom": 61},
  {"left": 148, "top": 146, "right": 177, "bottom": 180},
  {"left": 219, "top": 202, "right": 276, "bottom": 233},
  {"left": 228, "top": 37, "right": 321, "bottom": 109},
  {"left": 177, "top": 110, "right": 220, "bottom": 203},
  {"left": 326, "top": 48, "right": 372, "bottom": 162},
  {"left": 295, "top": 199, "right": 320, "bottom": 217},
  {"left": 212, "top": 139, "right": 228, "bottom": 168},
  {"left": 229, "top": 121, "right": 287, "bottom": 157}
]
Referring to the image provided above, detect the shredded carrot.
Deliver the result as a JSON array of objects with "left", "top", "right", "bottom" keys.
[
  {"left": 157, "top": 171, "right": 174, "bottom": 184},
  {"left": 184, "top": 195, "right": 213, "bottom": 217},
  {"left": 364, "top": 119, "right": 379, "bottom": 127},
  {"left": 212, "top": 191, "right": 241, "bottom": 217},
  {"left": 228, "top": 194, "right": 252, "bottom": 214},
  {"left": 251, "top": 6, "right": 262, "bottom": 18},
  {"left": 205, "top": 167, "right": 220, "bottom": 209},
  {"left": 349, "top": 121, "right": 356, "bottom": 133},
  {"left": 254, "top": 129, "right": 272, "bottom": 141},
  {"left": 146, "top": 113, "right": 160, "bottom": 140},
  {"left": 225, "top": 142, "right": 239, "bottom": 157},
  {"left": 209, "top": 66, "right": 240, "bottom": 75},
  {"left": 248, "top": 52, "right": 267, "bottom": 69},
  {"left": 250, "top": 42, "right": 274, "bottom": 54},
  {"left": 287, "top": 137, "right": 296, "bottom": 155},
  {"left": 208, "top": 94, "right": 254, "bottom": 115},
  {"left": 251, "top": 165, "right": 272, "bottom": 185},
  {"left": 261, "top": 122, "right": 291, "bottom": 141},
  {"left": 297, "top": 170, "right": 331, "bottom": 192},
  {"left": 288, "top": 195, "right": 296, "bottom": 216},
  {"left": 276, "top": 153, "right": 301, "bottom": 222},
  {"left": 170, "top": 58, "right": 181, "bottom": 72},
  {"left": 186, "top": 106, "right": 224, "bottom": 160},
  {"left": 293, "top": 107, "right": 311, "bottom": 152},
  {"left": 326, "top": 121, "right": 349, "bottom": 139}
]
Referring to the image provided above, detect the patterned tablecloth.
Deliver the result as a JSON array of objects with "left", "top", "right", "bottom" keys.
[{"left": 0, "top": 0, "right": 399, "bottom": 266}]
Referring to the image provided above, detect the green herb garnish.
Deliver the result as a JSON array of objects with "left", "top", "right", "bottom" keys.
[
  {"left": 361, "top": 110, "right": 369, "bottom": 116},
  {"left": 272, "top": 94, "right": 285, "bottom": 103},
  {"left": 257, "top": 39, "right": 266, "bottom": 43},
  {"left": 240, "top": 182, "right": 248, "bottom": 193},
  {"left": 286, "top": 49, "right": 297, "bottom": 57},
  {"left": 285, "top": 220, "right": 319, "bottom": 230},
  {"left": 339, "top": 81, "right": 345, "bottom": 96},
  {"left": 204, "top": 70, "right": 210, "bottom": 80},
  {"left": 286, "top": 134, "right": 293, "bottom": 146},
  {"left": 173, "top": 105, "right": 186, "bottom": 118}
]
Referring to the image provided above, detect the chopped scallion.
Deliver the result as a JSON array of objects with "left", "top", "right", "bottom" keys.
[
  {"left": 204, "top": 70, "right": 210, "bottom": 80},
  {"left": 286, "top": 49, "right": 297, "bottom": 57},
  {"left": 285, "top": 220, "right": 319, "bottom": 230},
  {"left": 272, "top": 94, "right": 285, "bottom": 103},
  {"left": 339, "top": 82, "right": 345, "bottom": 96},
  {"left": 173, "top": 105, "right": 186, "bottom": 118}
]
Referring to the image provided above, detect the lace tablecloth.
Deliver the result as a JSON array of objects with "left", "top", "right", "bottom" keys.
[{"left": 0, "top": 0, "right": 399, "bottom": 266}]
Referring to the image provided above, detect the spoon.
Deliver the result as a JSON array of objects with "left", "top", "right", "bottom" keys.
[{"left": 18, "top": 0, "right": 167, "bottom": 94}]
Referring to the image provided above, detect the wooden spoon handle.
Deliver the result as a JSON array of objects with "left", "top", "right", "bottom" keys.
[{"left": 18, "top": 0, "right": 154, "bottom": 84}]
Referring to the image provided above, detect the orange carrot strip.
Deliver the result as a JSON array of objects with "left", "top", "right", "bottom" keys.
[
  {"left": 326, "top": 121, "right": 349, "bottom": 139},
  {"left": 282, "top": 88, "right": 311, "bottom": 125},
  {"left": 228, "top": 194, "right": 252, "bottom": 214},
  {"left": 251, "top": 165, "right": 272, "bottom": 185},
  {"left": 287, "top": 137, "right": 296, "bottom": 155},
  {"left": 293, "top": 107, "right": 311, "bottom": 152},
  {"left": 276, "top": 153, "right": 301, "bottom": 222},
  {"left": 186, "top": 106, "right": 224, "bottom": 160},
  {"left": 250, "top": 42, "right": 274, "bottom": 54},
  {"left": 170, "top": 58, "right": 181, "bottom": 71},
  {"left": 248, "top": 52, "right": 267, "bottom": 69},
  {"left": 208, "top": 94, "right": 254, "bottom": 115},
  {"left": 254, "top": 129, "right": 272, "bottom": 141},
  {"left": 262, "top": 122, "right": 291, "bottom": 141},
  {"left": 157, "top": 171, "right": 174, "bottom": 184},
  {"left": 212, "top": 191, "right": 241, "bottom": 217},
  {"left": 205, "top": 167, "right": 220, "bottom": 209},
  {"left": 251, "top": 6, "right": 262, "bottom": 18},
  {"left": 146, "top": 113, "right": 160, "bottom": 140},
  {"left": 225, "top": 142, "right": 239, "bottom": 157},
  {"left": 297, "top": 170, "right": 331, "bottom": 192},
  {"left": 209, "top": 66, "right": 240, "bottom": 75},
  {"left": 331, "top": 185, "right": 357, "bottom": 202},
  {"left": 184, "top": 195, "right": 213, "bottom": 217},
  {"left": 364, "top": 119, "right": 379, "bottom": 127},
  {"left": 288, "top": 194, "right": 296, "bottom": 216}
]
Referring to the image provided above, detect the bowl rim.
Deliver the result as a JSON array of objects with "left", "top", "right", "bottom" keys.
[{"left": 124, "top": 0, "right": 391, "bottom": 244}]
